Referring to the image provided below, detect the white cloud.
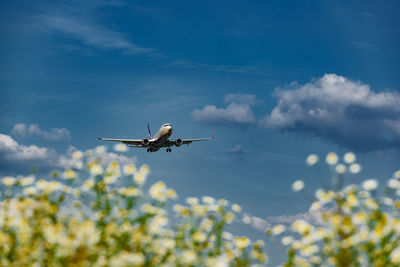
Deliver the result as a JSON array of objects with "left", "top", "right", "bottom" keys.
[
  {"left": 12, "top": 123, "right": 70, "bottom": 141},
  {"left": 0, "top": 133, "right": 137, "bottom": 175},
  {"left": 192, "top": 94, "right": 258, "bottom": 125},
  {"left": 260, "top": 74, "right": 400, "bottom": 151}
]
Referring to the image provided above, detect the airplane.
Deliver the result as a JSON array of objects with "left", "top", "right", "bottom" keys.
[{"left": 98, "top": 123, "right": 213, "bottom": 152}]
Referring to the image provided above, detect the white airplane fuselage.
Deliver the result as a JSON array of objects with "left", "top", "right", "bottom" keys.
[{"left": 147, "top": 123, "right": 173, "bottom": 152}]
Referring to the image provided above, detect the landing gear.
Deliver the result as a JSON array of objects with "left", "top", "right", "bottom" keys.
[
  {"left": 166, "top": 148, "right": 172, "bottom": 152},
  {"left": 147, "top": 148, "right": 150, "bottom": 152}
]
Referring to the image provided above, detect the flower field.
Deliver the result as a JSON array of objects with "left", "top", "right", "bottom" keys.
[{"left": 0, "top": 147, "right": 399, "bottom": 266}]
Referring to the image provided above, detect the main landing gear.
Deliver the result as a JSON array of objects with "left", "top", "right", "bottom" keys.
[
  {"left": 147, "top": 148, "right": 151, "bottom": 152},
  {"left": 166, "top": 148, "right": 172, "bottom": 152}
]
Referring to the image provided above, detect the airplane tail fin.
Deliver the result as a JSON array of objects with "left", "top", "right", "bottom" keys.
[{"left": 147, "top": 123, "right": 152, "bottom": 139}]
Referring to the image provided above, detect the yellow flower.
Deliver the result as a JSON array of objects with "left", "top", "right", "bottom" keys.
[{"left": 326, "top": 152, "right": 338, "bottom": 165}]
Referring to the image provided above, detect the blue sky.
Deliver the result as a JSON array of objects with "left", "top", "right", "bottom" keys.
[{"left": 1, "top": 0, "right": 400, "bottom": 264}]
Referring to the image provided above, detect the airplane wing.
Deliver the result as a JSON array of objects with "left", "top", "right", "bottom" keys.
[
  {"left": 98, "top": 137, "right": 143, "bottom": 145},
  {"left": 170, "top": 133, "right": 214, "bottom": 146},
  {"left": 180, "top": 137, "right": 213, "bottom": 145}
]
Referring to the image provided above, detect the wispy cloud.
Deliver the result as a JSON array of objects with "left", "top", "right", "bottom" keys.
[
  {"left": 192, "top": 94, "right": 259, "bottom": 125},
  {"left": 12, "top": 123, "right": 70, "bottom": 141},
  {"left": 260, "top": 74, "right": 400, "bottom": 151},
  {"left": 36, "top": 14, "right": 154, "bottom": 54}
]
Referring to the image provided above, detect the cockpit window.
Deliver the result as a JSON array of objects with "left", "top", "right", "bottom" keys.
[{"left": 163, "top": 123, "right": 171, "bottom": 127}]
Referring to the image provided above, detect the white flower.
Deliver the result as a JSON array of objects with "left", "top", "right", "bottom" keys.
[
  {"left": 202, "top": 196, "right": 215, "bottom": 205},
  {"left": 181, "top": 250, "right": 196, "bottom": 265},
  {"left": 123, "top": 164, "right": 136, "bottom": 175},
  {"left": 90, "top": 165, "right": 103, "bottom": 176},
  {"left": 20, "top": 176, "right": 35, "bottom": 186},
  {"left": 391, "top": 246, "right": 400, "bottom": 263},
  {"left": 72, "top": 151, "right": 83, "bottom": 159},
  {"left": 149, "top": 181, "right": 167, "bottom": 202},
  {"left": 281, "top": 236, "right": 293, "bottom": 246},
  {"left": 388, "top": 179, "right": 400, "bottom": 189},
  {"left": 242, "top": 215, "right": 252, "bottom": 224},
  {"left": 362, "top": 179, "right": 378, "bottom": 191},
  {"left": 272, "top": 224, "right": 286, "bottom": 235},
  {"left": 349, "top": 163, "right": 361, "bottom": 174},
  {"left": 343, "top": 152, "right": 356, "bottom": 164},
  {"left": 114, "top": 143, "right": 128, "bottom": 152},
  {"left": 335, "top": 164, "right": 346, "bottom": 174},
  {"left": 326, "top": 152, "right": 338, "bottom": 165},
  {"left": 186, "top": 197, "right": 199, "bottom": 205},
  {"left": 95, "top": 146, "right": 106, "bottom": 154},
  {"left": 63, "top": 169, "right": 77, "bottom": 179},
  {"left": 292, "top": 180, "right": 304, "bottom": 192},
  {"left": 231, "top": 204, "right": 241, "bottom": 213},
  {"left": 24, "top": 186, "right": 37, "bottom": 195},
  {"left": 306, "top": 154, "right": 318, "bottom": 166},
  {"left": 394, "top": 170, "right": 400, "bottom": 179},
  {"left": 2, "top": 176, "right": 16, "bottom": 186}
]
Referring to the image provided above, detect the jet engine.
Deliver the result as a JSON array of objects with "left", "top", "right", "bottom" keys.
[
  {"left": 175, "top": 138, "right": 183, "bottom": 146},
  {"left": 141, "top": 138, "right": 150, "bottom": 146}
]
